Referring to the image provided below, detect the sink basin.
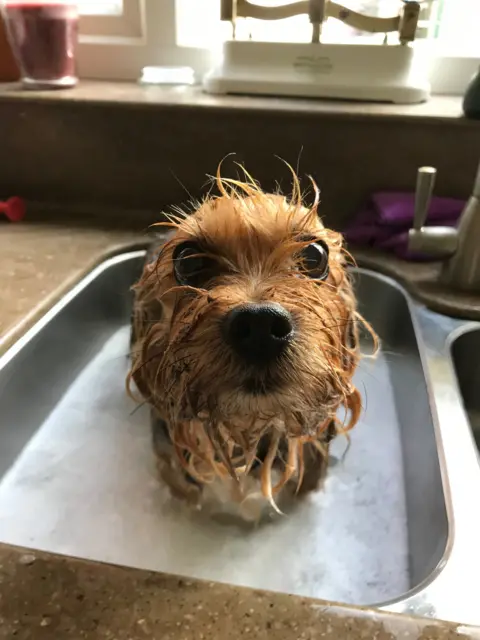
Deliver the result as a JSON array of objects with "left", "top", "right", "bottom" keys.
[
  {"left": 1, "top": 250, "right": 479, "bottom": 624},
  {"left": 451, "top": 328, "right": 480, "bottom": 448}
]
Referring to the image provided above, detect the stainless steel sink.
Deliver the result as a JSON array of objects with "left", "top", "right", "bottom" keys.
[
  {"left": 0, "top": 250, "right": 480, "bottom": 625},
  {"left": 451, "top": 328, "right": 480, "bottom": 448}
]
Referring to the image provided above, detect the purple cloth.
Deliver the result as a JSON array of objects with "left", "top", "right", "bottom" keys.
[{"left": 343, "top": 192, "right": 465, "bottom": 261}]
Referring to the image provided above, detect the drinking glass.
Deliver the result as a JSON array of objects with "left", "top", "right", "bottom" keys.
[{"left": 1, "top": 0, "right": 79, "bottom": 89}]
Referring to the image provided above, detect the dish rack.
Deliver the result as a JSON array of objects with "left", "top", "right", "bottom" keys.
[{"left": 203, "top": 0, "right": 431, "bottom": 103}]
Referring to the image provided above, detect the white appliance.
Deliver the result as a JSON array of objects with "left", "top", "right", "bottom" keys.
[{"left": 203, "top": 0, "right": 432, "bottom": 104}]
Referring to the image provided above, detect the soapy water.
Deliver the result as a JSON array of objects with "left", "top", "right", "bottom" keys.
[{"left": 0, "top": 326, "right": 408, "bottom": 606}]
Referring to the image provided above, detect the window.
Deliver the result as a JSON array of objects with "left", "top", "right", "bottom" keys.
[
  {"left": 80, "top": 1, "right": 122, "bottom": 16},
  {"left": 79, "top": 0, "right": 143, "bottom": 39},
  {"left": 77, "top": 0, "right": 480, "bottom": 95},
  {"left": 427, "top": 0, "right": 480, "bottom": 93},
  {"left": 177, "top": 0, "right": 431, "bottom": 47},
  {"left": 77, "top": 0, "right": 211, "bottom": 81}
]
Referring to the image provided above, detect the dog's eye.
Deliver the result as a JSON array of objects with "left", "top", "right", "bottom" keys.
[
  {"left": 173, "top": 242, "right": 216, "bottom": 288},
  {"left": 298, "top": 241, "right": 330, "bottom": 280}
]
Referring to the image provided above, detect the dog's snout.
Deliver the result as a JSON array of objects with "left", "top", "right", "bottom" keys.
[{"left": 223, "top": 303, "right": 294, "bottom": 366}]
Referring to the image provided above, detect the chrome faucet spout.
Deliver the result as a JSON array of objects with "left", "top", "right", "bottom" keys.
[{"left": 407, "top": 159, "right": 480, "bottom": 292}]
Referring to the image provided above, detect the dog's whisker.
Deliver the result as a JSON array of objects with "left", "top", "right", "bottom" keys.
[{"left": 129, "top": 400, "right": 148, "bottom": 416}]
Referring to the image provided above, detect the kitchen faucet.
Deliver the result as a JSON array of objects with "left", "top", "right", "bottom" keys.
[{"left": 408, "top": 159, "right": 480, "bottom": 292}]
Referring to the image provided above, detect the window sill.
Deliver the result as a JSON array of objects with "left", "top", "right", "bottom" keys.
[{"left": 0, "top": 80, "right": 474, "bottom": 124}]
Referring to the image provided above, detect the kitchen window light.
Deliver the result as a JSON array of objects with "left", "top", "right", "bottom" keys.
[{"left": 77, "top": 0, "right": 480, "bottom": 96}]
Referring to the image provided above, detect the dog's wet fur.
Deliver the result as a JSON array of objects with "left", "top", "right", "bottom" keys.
[{"left": 128, "top": 169, "right": 375, "bottom": 523}]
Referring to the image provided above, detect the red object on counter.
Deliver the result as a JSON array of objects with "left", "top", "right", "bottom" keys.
[{"left": 0, "top": 197, "right": 26, "bottom": 222}]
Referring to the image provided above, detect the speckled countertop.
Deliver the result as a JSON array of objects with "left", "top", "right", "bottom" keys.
[
  {"left": 0, "top": 222, "right": 143, "bottom": 353},
  {"left": 3, "top": 546, "right": 480, "bottom": 640},
  {"left": 1, "top": 221, "right": 480, "bottom": 640}
]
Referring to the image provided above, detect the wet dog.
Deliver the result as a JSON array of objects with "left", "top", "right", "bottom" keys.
[{"left": 128, "top": 168, "right": 375, "bottom": 522}]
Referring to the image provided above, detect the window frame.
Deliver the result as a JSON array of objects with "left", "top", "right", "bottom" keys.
[
  {"left": 77, "top": 0, "right": 479, "bottom": 95},
  {"left": 77, "top": 0, "right": 211, "bottom": 81},
  {"left": 430, "top": 55, "right": 479, "bottom": 94},
  {"left": 80, "top": 0, "right": 143, "bottom": 39}
]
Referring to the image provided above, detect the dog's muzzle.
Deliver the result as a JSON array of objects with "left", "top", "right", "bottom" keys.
[{"left": 222, "top": 302, "right": 294, "bottom": 368}]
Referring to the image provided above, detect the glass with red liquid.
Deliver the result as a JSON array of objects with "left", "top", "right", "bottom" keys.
[{"left": 1, "top": 0, "right": 78, "bottom": 88}]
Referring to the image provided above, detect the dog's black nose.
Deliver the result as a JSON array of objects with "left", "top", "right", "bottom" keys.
[{"left": 223, "top": 303, "right": 294, "bottom": 366}]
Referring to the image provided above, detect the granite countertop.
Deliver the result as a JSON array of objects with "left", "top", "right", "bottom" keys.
[
  {"left": 0, "top": 222, "right": 143, "bottom": 353},
  {"left": 1, "top": 221, "right": 480, "bottom": 639}
]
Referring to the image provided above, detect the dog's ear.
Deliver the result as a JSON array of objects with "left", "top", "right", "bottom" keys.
[
  {"left": 342, "top": 310, "right": 359, "bottom": 375},
  {"left": 130, "top": 235, "right": 171, "bottom": 352},
  {"left": 130, "top": 285, "right": 164, "bottom": 346},
  {"left": 345, "top": 314, "right": 358, "bottom": 349},
  {"left": 129, "top": 355, "right": 150, "bottom": 401},
  {"left": 129, "top": 256, "right": 167, "bottom": 402}
]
